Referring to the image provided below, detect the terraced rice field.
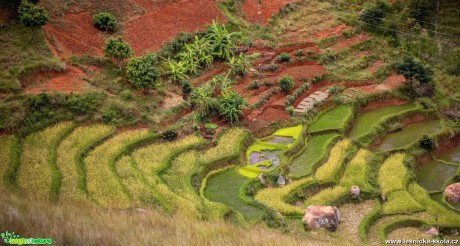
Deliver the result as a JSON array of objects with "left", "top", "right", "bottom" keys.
[
  {"left": 348, "top": 103, "right": 419, "bottom": 144},
  {"left": 204, "top": 167, "right": 263, "bottom": 221},
  {"left": 289, "top": 132, "right": 341, "bottom": 178},
  {"left": 308, "top": 105, "right": 353, "bottom": 133},
  {"left": 1, "top": 102, "right": 458, "bottom": 242},
  {"left": 17, "top": 122, "right": 74, "bottom": 200},
  {"left": 374, "top": 120, "right": 442, "bottom": 152}
]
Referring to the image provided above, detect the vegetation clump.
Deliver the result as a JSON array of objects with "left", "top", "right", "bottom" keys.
[
  {"left": 277, "top": 76, "right": 294, "bottom": 94},
  {"left": 93, "top": 12, "right": 116, "bottom": 32},
  {"left": 126, "top": 53, "right": 159, "bottom": 91},
  {"left": 103, "top": 37, "right": 133, "bottom": 69}
]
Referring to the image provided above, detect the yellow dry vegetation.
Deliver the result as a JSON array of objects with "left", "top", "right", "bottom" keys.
[
  {"left": 17, "top": 122, "right": 74, "bottom": 200},
  {"left": 314, "top": 139, "right": 350, "bottom": 183},
  {"left": 255, "top": 177, "right": 315, "bottom": 215},
  {"left": 84, "top": 129, "right": 150, "bottom": 209},
  {"left": 57, "top": 124, "right": 114, "bottom": 204},
  {"left": 0, "top": 135, "right": 14, "bottom": 186}
]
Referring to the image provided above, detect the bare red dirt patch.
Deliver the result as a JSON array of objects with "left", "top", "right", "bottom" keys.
[
  {"left": 43, "top": 12, "right": 104, "bottom": 58},
  {"left": 314, "top": 24, "right": 349, "bottom": 40},
  {"left": 123, "top": 0, "right": 224, "bottom": 55},
  {"left": 23, "top": 66, "right": 92, "bottom": 94},
  {"left": 331, "top": 34, "right": 368, "bottom": 51},
  {"left": 243, "top": 0, "right": 296, "bottom": 25}
]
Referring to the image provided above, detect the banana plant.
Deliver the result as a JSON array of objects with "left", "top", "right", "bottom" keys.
[
  {"left": 190, "top": 35, "right": 214, "bottom": 68},
  {"left": 218, "top": 89, "right": 248, "bottom": 125},
  {"left": 190, "top": 84, "right": 218, "bottom": 118},
  {"left": 162, "top": 58, "right": 189, "bottom": 83},
  {"left": 206, "top": 20, "right": 238, "bottom": 61},
  {"left": 177, "top": 44, "right": 200, "bottom": 75}
]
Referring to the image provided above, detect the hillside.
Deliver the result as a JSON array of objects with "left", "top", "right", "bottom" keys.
[{"left": 0, "top": 0, "right": 459, "bottom": 245}]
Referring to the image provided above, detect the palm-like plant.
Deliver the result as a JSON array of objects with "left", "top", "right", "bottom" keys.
[
  {"left": 190, "top": 85, "right": 218, "bottom": 118},
  {"left": 177, "top": 44, "right": 200, "bottom": 75},
  {"left": 206, "top": 20, "right": 236, "bottom": 61},
  {"left": 227, "top": 53, "right": 250, "bottom": 76},
  {"left": 191, "top": 35, "right": 214, "bottom": 67},
  {"left": 218, "top": 89, "right": 247, "bottom": 125},
  {"left": 163, "top": 58, "right": 189, "bottom": 83}
]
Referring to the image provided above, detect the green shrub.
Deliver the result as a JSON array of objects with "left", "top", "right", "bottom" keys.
[
  {"left": 276, "top": 52, "right": 291, "bottom": 63},
  {"left": 293, "top": 49, "right": 304, "bottom": 56},
  {"left": 103, "top": 37, "right": 132, "bottom": 68},
  {"left": 181, "top": 81, "right": 192, "bottom": 97},
  {"left": 64, "top": 93, "right": 103, "bottom": 115},
  {"left": 248, "top": 80, "right": 259, "bottom": 90},
  {"left": 285, "top": 106, "right": 294, "bottom": 116},
  {"left": 277, "top": 76, "right": 294, "bottom": 93},
  {"left": 126, "top": 52, "right": 159, "bottom": 91},
  {"left": 327, "top": 85, "right": 345, "bottom": 95},
  {"left": 262, "top": 80, "right": 273, "bottom": 86},
  {"left": 218, "top": 90, "right": 247, "bottom": 125},
  {"left": 162, "top": 130, "right": 178, "bottom": 141},
  {"left": 92, "top": 12, "right": 116, "bottom": 32},
  {"left": 268, "top": 64, "right": 279, "bottom": 72},
  {"left": 18, "top": 0, "right": 49, "bottom": 40},
  {"left": 419, "top": 135, "right": 435, "bottom": 150},
  {"left": 358, "top": 1, "right": 390, "bottom": 28}
]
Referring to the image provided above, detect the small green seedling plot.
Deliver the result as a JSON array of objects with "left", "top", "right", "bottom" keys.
[
  {"left": 204, "top": 167, "right": 264, "bottom": 221},
  {"left": 289, "top": 132, "right": 341, "bottom": 178},
  {"left": 374, "top": 120, "right": 442, "bottom": 153},
  {"left": 0, "top": 135, "right": 14, "bottom": 186},
  {"left": 308, "top": 105, "right": 353, "bottom": 133},
  {"left": 17, "top": 122, "right": 74, "bottom": 200},
  {"left": 436, "top": 144, "right": 460, "bottom": 164},
  {"left": 84, "top": 129, "right": 151, "bottom": 209},
  {"left": 57, "top": 124, "right": 114, "bottom": 203},
  {"left": 239, "top": 125, "right": 302, "bottom": 178},
  {"left": 348, "top": 103, "right": 418, "bottom": 144},
  {"left": 416, "top": 159, "right": 457, "bottom": 192}
]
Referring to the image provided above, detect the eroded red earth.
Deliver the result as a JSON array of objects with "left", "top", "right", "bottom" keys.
[{"left": 243, "top": 0, "right": 296, "bottom": 25}]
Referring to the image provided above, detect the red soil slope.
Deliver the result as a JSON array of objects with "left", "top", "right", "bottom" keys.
[
  {"left": 43, "top": 12, "right": 104, "bottom": 58},
  {"left": 243, "top": 0, "right": 296, "bottom": 25},
  {"left": 123, "top": 0, "right": 224, "bottom": 55}
]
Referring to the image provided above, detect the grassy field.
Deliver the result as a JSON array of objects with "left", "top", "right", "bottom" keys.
[
  {"left": 204, "top": 168, "right": 263, "bottom": 221},
  {"left": 0, "top": 25, "right": 61, "bottom": 92},
  {"left": 308, "top": 105, "right": 353, "bottom": 133},
  {"left": 0, "top": 135, "right": 14, "bottom": 186},
  {"left": 348, "top": 103, "right": 418, "bottom": 141},
  {"left": 84, "top": 129, "right": 151, "bottom": 209},
  {"left": 289, "top": 133, "right": 341, "bottom": 178},
  {"left": 17, "top": 122, "right": 74, "bottom": 200},
  {"left": 198, "top": 128, "right": 248, "bottom": 165},
  {"left": 57, "top": 124, "right": 114, "bottom": 204},
  {"left": 0, "top": 187, "right": 341, "bottom": 246},
  {"left": 378, "top": 154, "right": 408, "bottom": 196}
]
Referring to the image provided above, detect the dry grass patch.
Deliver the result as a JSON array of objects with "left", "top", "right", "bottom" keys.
[
  {"left": 57, "top": 124, "right": 114, "bottom": 204},
  {"left": 84, "top": 129, "right": 151, "bottom": 209},
  {"left": 17, "top": 122, "right": 74, "bottom": 200},
  {"left": 314, "top": 139, "right": 350, "bottom": 183}
]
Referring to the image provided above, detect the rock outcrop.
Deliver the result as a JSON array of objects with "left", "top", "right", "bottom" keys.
[
  {"left": 444, "top": 182, "right": 460, "bottom": 203},
  {"left": 302, "top": 205, "right": 340, "bottom": 232}
]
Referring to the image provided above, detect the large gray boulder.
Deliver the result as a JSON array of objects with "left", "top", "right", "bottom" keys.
[
  {"left": 444, "top": 182, "right": 460, "bottom": 203},
  {"left": 302, "top": 205, "right": 340, "bottom": 232}
]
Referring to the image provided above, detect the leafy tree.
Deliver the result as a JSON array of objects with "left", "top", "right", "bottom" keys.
[
  {"left": 358, "top": 0, "right": 390, "bottom": 28},
  {"left": 277, "top": 76, "right": 294, "bottom": 94},
  {"left": 407, "top": 0, "right": 435, "bottom": 24},
  {"left": 92, "top": 12, "right": 116, "bottom": 32},
  {"left": 218, "top": 90, "right": 247, "bottom": 125},
  {"left": 227, "top": 53, "right": 250, "bottom": 76},
  {"left": 103, "top": 37, "right": 133, "bottom": 69},
  {"left": 126, "top": 52, "right": 159, "bottom": 92},
  {"left": 206, "top": 20, "right": 236, "bottom": 61},
  {"left": 394, "top": 56, "right": 433, "bottom": 97},
  {"left": 191, "top": 85, "right": 217, "bottom": 119},
  {"left": 18, "top": 0, "right": 49, "bottom": 40},
  {"left": 163, "top": 58, "right": 188, "bottom": 83}
]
